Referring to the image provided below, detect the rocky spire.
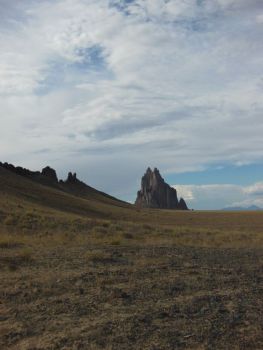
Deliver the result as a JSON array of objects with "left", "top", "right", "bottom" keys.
[
  {"left": 65, "top": 172, "right": 77, "bottom": 183},
  {"left": 178, "top": 197, "right": 188, "bottom": 210},
  {"left": 135, "top": 167, "right": 188, "bottom": 210}
]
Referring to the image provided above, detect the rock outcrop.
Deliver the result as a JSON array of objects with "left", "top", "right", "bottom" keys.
[
  {"left": 178, "top": 197, "right": 188, "bottom": 210},
  {"left": 0, "top": 162, "right": 58, "bottom": 185},
  {"left": 135, "top": 167, "right": 188, "bottom": 210},
  {"left": 41, "top": 166, "right": 58, "bottom": 183},
  {"left": 65, "top": 172, "right": 77, "bottom": 184}
]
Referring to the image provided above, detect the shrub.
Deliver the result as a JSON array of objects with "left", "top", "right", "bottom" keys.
[
  {"left": 3, "top": 215, "right": 18, "bottom": 226},
  {"left": 0, "top": 236, "right": 22, "bottom": 249},
  {"left": 122, "top": 232, "right": 134, "bottom": 239},
  {"left": 18, "top": 247, "right": 34, "bottom": 263},
  {"left": 102, "top": 222, "right": 110, "bottom": 228},
  {"left": 110, "top": 239, "right": 121, "bottom": 246}
]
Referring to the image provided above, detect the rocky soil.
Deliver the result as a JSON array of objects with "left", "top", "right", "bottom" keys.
[{"left": 1, "top": 241, "right": 262, "bottom": 350}]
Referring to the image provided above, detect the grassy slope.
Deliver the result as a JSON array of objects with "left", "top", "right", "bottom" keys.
[
  {"left": 1, "top": 164, "right": 263, "bottom": 251},
  {"left": 0, "top": 165, "right": 132, "bottom": 219}
]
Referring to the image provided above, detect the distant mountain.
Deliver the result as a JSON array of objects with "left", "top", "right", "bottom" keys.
[
  {"left": 135, "top": 167, "right": 188, "bottom": 210},
  {"left": 222, "top": 205, "right": 262, "bottom": 211}
]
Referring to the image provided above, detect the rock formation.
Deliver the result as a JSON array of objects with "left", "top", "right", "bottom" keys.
[
  {"left": 65, "top": 172, "right": 77, "bottom": 184},
  {"left": 178, "top": 197, "right": 188, "bottom": 210},
  {"left": 41, "top": 166, "right": 58, "bottom": 183},
  {"left": 0, "top": 162, "right": 58, "bottom": 185},
  {"left": 135, "top": 167, "right": 188, "bottom": 210}
]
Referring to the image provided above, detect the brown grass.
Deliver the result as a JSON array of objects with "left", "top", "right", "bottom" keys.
[{"left": 0, "top": 168, "right": 263, "bottom": 349}]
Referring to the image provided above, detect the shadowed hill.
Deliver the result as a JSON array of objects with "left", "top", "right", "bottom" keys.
[
  {"left": 59, "top": 171, "right": 128, "bottom": 206},
  {"left": 0, "top": 163, "right": 130, "bottom": 219}
]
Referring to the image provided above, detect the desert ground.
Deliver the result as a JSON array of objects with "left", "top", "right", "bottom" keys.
[
  {"left": 0, "top": 167, "right": 263, "bottom": 349},
  {"left": 1, "top": 209, "right": 263, "bottom": 350}
]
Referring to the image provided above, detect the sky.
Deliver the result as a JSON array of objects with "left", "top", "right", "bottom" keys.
[{"left": 0, "top": 0, "right": 263, "bottom": 209}]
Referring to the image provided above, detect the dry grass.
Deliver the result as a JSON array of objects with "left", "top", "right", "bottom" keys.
[
  {"left": 0, "top": 167, "right": 263, "bottom": 349},
  {"left": 1, "top": 219, "right": 262, "bottom": 349}
]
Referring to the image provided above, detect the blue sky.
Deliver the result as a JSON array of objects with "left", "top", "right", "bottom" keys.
[
  {"left": 167, "top": 164, "right": 263, "bottom": 186},
  {"left": 0, "top": 0, "right": 263, "bottom": 209}
]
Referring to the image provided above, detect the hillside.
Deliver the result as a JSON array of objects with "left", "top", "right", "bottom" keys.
[{"left": 0, "top": 163, "right": 131, "bottom": 220}]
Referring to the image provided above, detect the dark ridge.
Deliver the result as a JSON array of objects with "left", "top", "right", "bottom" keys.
[
  {"left": 0, "top": 161, "right": 127, "bottom": 205},
  {"left": 0, "top": 162, "right": 58, "bottom": 186},
  {"left": 60, "top": 171, "right": 126, "bottom": 204}
]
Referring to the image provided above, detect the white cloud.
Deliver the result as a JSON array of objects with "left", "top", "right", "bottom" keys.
[
  {"left": 174, "top": 183, "right": 263, "bottom": 209},
  {"left": 257, "top": 14, "right": 263, "bottom": 23},
  {"left": 243, "top": 182, "right": 263, "bottom": 196}
]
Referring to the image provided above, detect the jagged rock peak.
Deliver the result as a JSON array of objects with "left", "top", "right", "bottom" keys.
[
  {"left": 41, "top": 166, "right": 58, "bottom": 183},
  {"left": 135, "top": 167, "right": 188, "bottom": 210},
  {"left": 178, "top": 197, "right": 188, "bottom": 210},
  {"left": 65, "top": 172, "right": 77, "bottom": 183}
]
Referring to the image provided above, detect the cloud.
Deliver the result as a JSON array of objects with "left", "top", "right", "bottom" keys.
[
  {"left": 0, "top": 0, "right": 262, "bottom": 200},
  {"left": 243, "top": 182, "right": 263, "bottom": 196},
  {"left": 174, "top": 182, "right": 263, "bottom": 209}
]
